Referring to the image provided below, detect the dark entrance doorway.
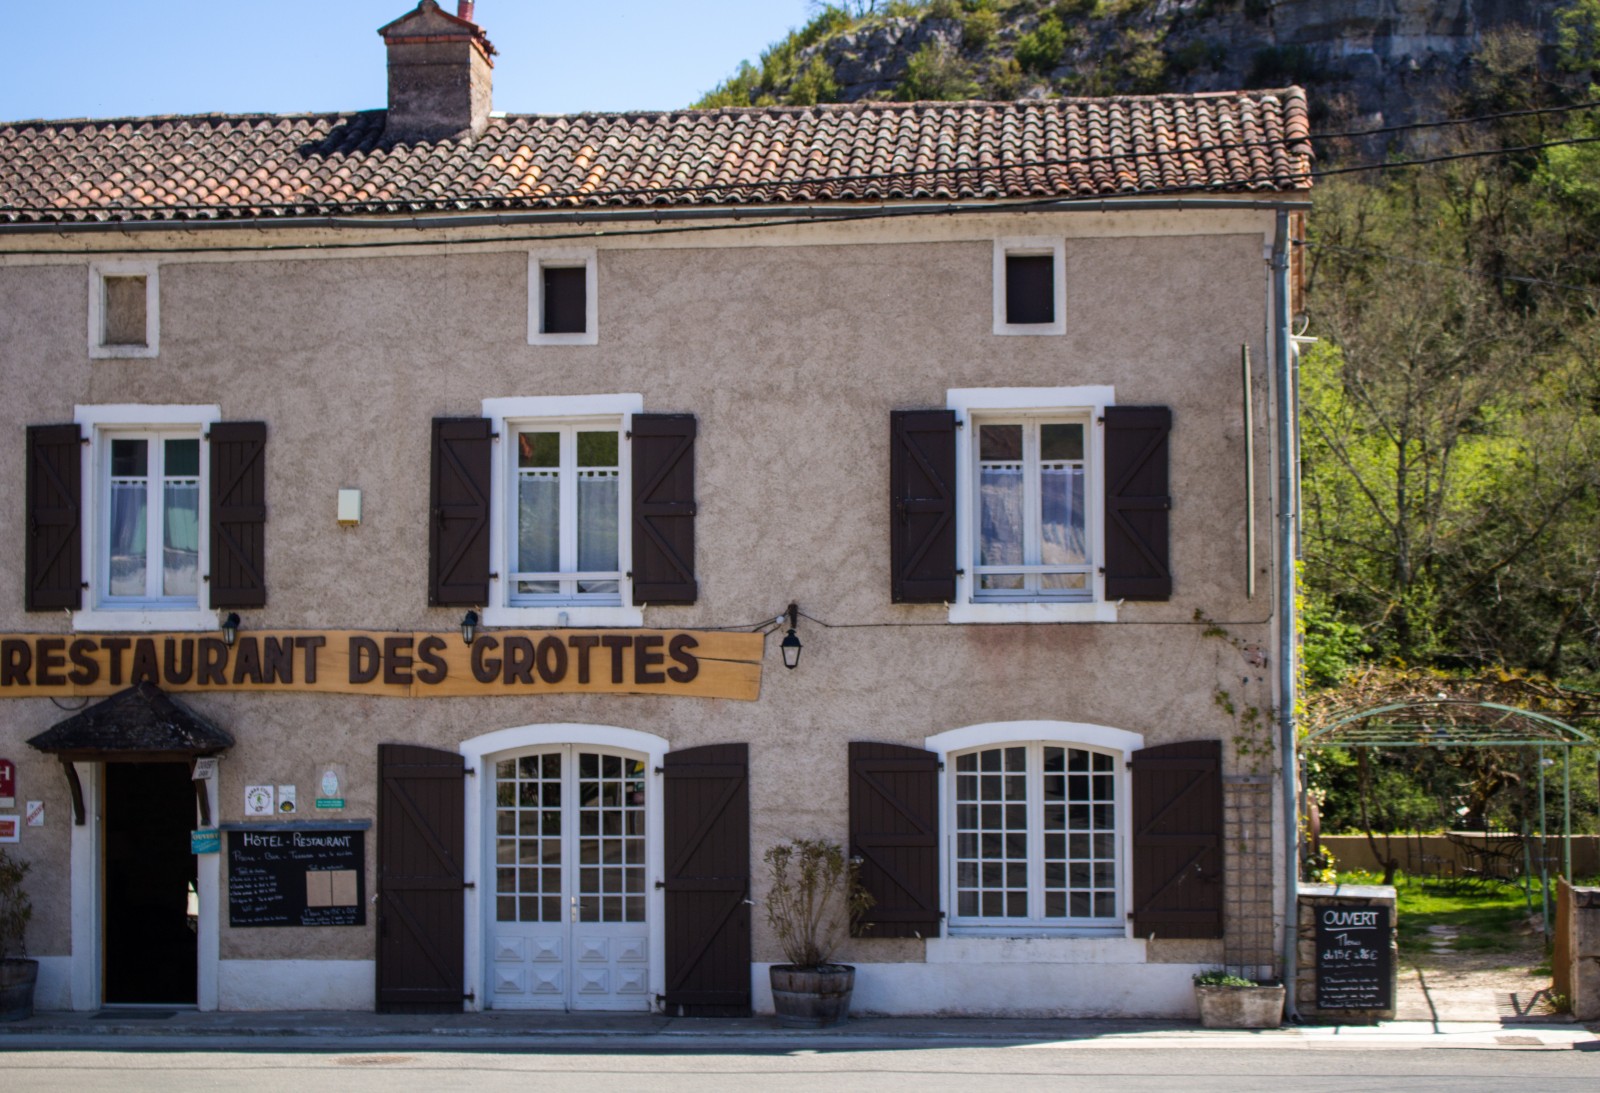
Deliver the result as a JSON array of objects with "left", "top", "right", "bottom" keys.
[{"left": 104, "top": 762, "right": 198, "bottom": 1005}]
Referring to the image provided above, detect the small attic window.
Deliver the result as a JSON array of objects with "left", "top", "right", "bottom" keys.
[
  {"left": 543, "top": 266, "right": 587, "bottom": 334},
  {"left": 993, "top": 239, "right": 1065, "bottom": 336},
  {"left": 89, "top": 262, "right": 160, "bottom": 358},
  {"left": 528, "top": 249, "right": 598, "bottom": 346}
]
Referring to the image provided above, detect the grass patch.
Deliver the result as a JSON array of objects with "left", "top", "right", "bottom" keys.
[{"left": 1337, "top": 868, "right": 1535, "bottom": 957}]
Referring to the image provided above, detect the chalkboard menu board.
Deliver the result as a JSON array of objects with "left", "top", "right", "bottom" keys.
[
  {"left": 1314, "top": 903, "right": 1392, "bottom": 1009},
  {"left": 228, "top": 828, "right": 366, "bottom": 927}
]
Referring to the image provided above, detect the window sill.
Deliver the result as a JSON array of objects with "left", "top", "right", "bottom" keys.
[
  {"left": 947, "top": 600, "right": 1119, "bottom": 624},
  {"left": 482, "top": 605, "right": 643, "bottom": 629},
  {"left": 72, "top": 607, "right": 218, "bottom": 632},
  {"left": 928, "top": 935, "right": 1143, "bottom": 965},
  {"left": 88, "top": 344, "right": 159, "bottom": 360},
  {"left": 991, "top": 322, "right": 1065, "bottom": 337},
  {"left": 526, "top": 331, "right": 598, "bottom": 347}
]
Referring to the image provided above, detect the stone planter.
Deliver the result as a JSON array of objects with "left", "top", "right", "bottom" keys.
[
  {"left": 1194, "top": 982, "right": 1285, "bottom": 1029},
  {"left": 0, "top": 958, "right": 38, "bottom": 1022},
  {"left": 770, "top": 964, "right": 855, "bottom": 1028}
]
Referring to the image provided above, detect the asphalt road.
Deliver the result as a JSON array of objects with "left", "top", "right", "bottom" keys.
[{"left": 1, "top": 1045, "right": 1595, "bottom": 1091}]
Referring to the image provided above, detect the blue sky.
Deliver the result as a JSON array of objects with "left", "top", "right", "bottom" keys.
[{"left": 0, "top": 1, "right": 809, "bottom": 121}]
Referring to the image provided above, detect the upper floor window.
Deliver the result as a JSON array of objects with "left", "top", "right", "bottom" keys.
[
  {"left": 992, "top": 238, "right": 1064, "bottom": 336},
  {"left": 950, "top": 386, "right": 1116, "bottom": 623},
  {"left": 528, "top": 248, "right": 598, "bottom": 345},
  {"left": 89, "top": 261, "right": 160, "bottom": 358},
  {"left": 103, "top": 432, "right": 200, "bottom": 604},
  {"left": 510, "top": 420, "right": 622, "bottom": 606},
  {"left": 430, "top": 396, "right": 697, "bottom": 627},
  {"left": 972, "top": 414, "right": 1092, "bottom": 603},
  {"left": 63, "top": 404, "right": 245, "bottom": 632}
]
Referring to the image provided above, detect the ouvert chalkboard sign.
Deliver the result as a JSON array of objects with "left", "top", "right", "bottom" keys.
[
  {"left": 1314, "top": 903, "right": 1393, "bottom": 1009},
  {"left": 226, "top": 823, "right": 367, "bottom": 928}
]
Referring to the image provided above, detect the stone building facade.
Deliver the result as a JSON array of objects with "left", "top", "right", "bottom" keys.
[{"left": 0, "top": 2, "right": 1309, "bottom": 1016}]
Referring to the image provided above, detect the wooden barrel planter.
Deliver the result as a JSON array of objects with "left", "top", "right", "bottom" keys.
[
  {"left": 770, "top": 964, "right": 855, "bottom": 1028},
  {"left": 0, "top": 959, "right": 38, "bottom": 1022}
]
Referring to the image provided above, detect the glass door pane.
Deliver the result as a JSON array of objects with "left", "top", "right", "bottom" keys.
[
  {"left": 494, "top": 752, "right": 563, "bottom": 923},
  {"left": 576, "top": 751, "right": 647, "bottom": 923}
]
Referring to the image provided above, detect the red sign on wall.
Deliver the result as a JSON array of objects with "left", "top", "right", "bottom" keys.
[{"left": 0, "top": 757, "right": 13, "bottom": 808}]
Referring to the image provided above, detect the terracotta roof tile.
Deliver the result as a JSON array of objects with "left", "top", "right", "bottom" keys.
[{"left": 0, "top": 91, "right": 1311, "bottom": 225}]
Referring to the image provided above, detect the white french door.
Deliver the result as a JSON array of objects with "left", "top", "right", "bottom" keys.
[{"left": 487, "top": 746, "right": 650, "bottom": 1010}]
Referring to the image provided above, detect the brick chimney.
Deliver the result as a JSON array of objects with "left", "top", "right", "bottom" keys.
[{"left": 378, "top": 1, "right": 497, "bottom": 143}]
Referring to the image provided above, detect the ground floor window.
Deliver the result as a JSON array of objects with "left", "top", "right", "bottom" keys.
[
  {"left": 951, "top": 743, "right": 1119, "bottom": 929},
  {"left": 930, "top": 721, "right": 1140, "bottom": 937}
]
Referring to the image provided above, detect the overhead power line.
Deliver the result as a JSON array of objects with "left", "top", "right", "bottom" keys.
[{"left": 1294, "top": 240, "right": 1600, "bottom": 296}]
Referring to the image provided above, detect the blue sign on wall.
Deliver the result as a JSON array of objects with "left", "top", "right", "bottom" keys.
[{"left": 191, "top": 827, "right": 221, "bottom": 855}]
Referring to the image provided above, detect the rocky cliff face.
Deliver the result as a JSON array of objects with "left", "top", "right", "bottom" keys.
[{"left": 711, "top": 1, "right": 1567, "bottom": 143}]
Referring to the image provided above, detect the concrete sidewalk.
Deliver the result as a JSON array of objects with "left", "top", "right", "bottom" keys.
[{"left": 0, "top": 1008, "right": 1594, "bottom": 1052}]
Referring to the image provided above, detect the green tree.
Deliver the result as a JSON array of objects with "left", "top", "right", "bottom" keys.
[{"left": 1300, "top": 59, "right": 1600, "bottom": 678}]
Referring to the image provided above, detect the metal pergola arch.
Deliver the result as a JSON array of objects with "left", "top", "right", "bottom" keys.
[{"left": 1302, "top": 698, "right": 1598, "bottom": 931}]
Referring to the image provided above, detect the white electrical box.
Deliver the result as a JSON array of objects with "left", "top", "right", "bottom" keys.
[{"left": 337, "top": 488, "right": 362, "bottom": 526}]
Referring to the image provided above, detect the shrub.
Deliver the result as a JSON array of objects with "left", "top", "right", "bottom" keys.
[
  {"left": 963, "top": 7, "right": 1002, "bottom": 48},
  {"left": 0, "top": 849, "right": 31, "bottom": 960},
  {"left": 789, "top": 56, "right": 842, "bottom": 105},
  {"left": 1120, "top": 29, "right": 1167, "bottom": 91},
  {"left": 1193, "top": 968, "right": 1258, "bottom": 987},
  {"left": 763, "top": 838, "right": 872, "bottom": 968},
  {"left": 899, "top": 41, "right": 982, "bottom": 100},
  {"left": 985, "top": 57, "right": 1028, "bottom": 99},
  {"left": 1016, "top": 15, "right": 1069, "bottom": 74},
  {"left": 1053, "top": 0, "right": 1098, "bottom": 17}
]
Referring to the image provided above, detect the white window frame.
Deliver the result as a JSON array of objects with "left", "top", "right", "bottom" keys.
[
  {"left": 483, "top": 394, "right": 642, "bottom": 628},
  {"left": 527, "top": 248, "right": 598, "bottom": 346},
  {"left": 88, "top": 260, "right": 160, "bottom": 358},
  {"left": 927, "top": 721, "right": 1142, "bottom": 939},
  {"left": 992, "top": 237, "right": 1065, "bottom": 336},
  {"left": 948, "top": 386, "right": 1117, "bottom": 624},
  {"left": 73, "top": 403, "right": 220, "bottom": 632}
]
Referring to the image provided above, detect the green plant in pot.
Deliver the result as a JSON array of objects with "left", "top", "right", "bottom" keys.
[
  {"left": 763, "top": 838, "right": 873, "bottom": 1028},
  {"left": 1192, "top": 968, "right": 1284, "bottom": 1029},
  {"left": 0, "top": 849, "right": 36, "bottom": 1022}
]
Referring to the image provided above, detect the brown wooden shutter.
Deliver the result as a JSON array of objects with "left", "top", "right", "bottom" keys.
[
  {"left": 631, "top": 414, "right": 697, "bottom": 605},
  {"left": 849, "top": 742, "right": 941, "bottom": 939},
  {"left": 208, "top": 421, "right": 267, "bottom": 608},
  {"left": 26, "top": 424, "right": 83, "bottom": 611},
  {"left": 1103, "top": 405, "right": 1172, "bottom": 601},
  {"left": 376, "top": 743, "right": 465, "bottom": 1013},
  {"left": 890, "top": 409, "right": 957, "bottom": 603},
  {"left": 1130, "top": 740, "right": 1223, "bottom": 939},
  {"left": 429, "top": 417, "right": 493, "bottom": 607},
  {"left": 663, "top": 742, "right": 750, "bottom": 1016}
]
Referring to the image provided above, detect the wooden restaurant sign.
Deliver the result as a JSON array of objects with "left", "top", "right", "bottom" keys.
[{"left": 0, "top": 630, "right": 763, "bottom": 701}]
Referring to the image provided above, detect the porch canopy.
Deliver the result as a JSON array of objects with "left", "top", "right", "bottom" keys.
[{"left": 27, "top": 681, "right": 233, "bottom": 825}]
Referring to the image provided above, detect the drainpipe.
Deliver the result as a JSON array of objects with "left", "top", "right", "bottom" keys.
[{"left": 1271, "top": 208, "right": 1300, "bottom": 1017}]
